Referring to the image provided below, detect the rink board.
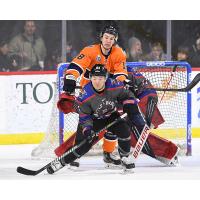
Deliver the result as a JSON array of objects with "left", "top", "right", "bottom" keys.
[{"left": 0, "top": 128, "right": 200, "bottom": 145}]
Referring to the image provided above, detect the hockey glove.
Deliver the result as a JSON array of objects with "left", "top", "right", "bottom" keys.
[
  {"left": 124, "top": 79, "right": 148, "bottom": 96},
  {"left": 83, "top": 128, "right": 97, "bottom": 144},
  {"left": 57, "top": 93, "right": 76, "bottom": 114},
  {"left": 124, "top": 79, "right": 139, "bottom": 95},
  {"left": 63, "top": 74, "right": 76, "bottom": 94}
]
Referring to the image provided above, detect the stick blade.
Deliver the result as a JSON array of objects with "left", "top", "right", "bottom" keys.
[{"left": 17, "top": 166, "right": 38, "bottom": 176}]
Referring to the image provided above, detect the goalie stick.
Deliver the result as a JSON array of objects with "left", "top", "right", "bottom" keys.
[
  {"left": 74, "top": 73, "right": 200, "bottom": 92},
  {"left": 17, "top": 113, "right": 128, "bottom": 176},
  {"left": 132, "top": 124, "right": 150, "bottom": 160},
  {"left": 133, "top": 96, "right": 158, "bottom": 159}
]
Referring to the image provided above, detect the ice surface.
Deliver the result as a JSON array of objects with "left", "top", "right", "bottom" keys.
[
  {"left": 1, "top": 140, "right": 200, "bottom": 200},
  {"left": 0, "top": 139, "right": 200, "bottom": 180}
]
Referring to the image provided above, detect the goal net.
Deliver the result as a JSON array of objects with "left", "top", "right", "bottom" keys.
[{"left": 31, "top": 61, "right": 192, "bottom": 158}]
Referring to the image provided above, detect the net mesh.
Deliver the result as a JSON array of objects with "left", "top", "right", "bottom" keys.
[
  {"left": 31, "top": 82, "right": 60, "bottom": 158},
  {"left": 31, "top": 63, "right": 190, "bottom": 158},
  {"left": 133, "top": 66, "right": 188, "bottom": 155}
]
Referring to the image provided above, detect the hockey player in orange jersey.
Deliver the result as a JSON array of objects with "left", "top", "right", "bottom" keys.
[
  {"left": 61, "top": 25, "right": 179, "bottom": 168},
  {"left": 63, "top": 25, "right": 130, "bottom": 166},
  {"left": 63, "top": 25, "right": 128, "bottom": 92}
]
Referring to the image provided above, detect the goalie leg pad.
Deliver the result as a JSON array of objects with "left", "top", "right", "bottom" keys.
[
  {"left": 130, "top": 131, "right": 179, "bottom": 161},
  {"left": 54, "top": 133, "right": 76, "bottom": 157},
  {"left": 62, "top": 140, "right": 93, "bottom": 164},
  {"left": 138, "top": 95, "right": 165, "bottom": 128},
  {"left": 54, "top": 128, "right": 107, "bottom": 157}
]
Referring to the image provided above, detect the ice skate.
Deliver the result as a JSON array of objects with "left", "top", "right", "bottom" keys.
[
  {"left": 68, "top": 159, "right": 80, "bottom": 170},
  {"left": 103, "top": 151, "right": 121, "bottom": 168},
  {"left": 121, "top": 154, "right": 135, "bottom": 173}
]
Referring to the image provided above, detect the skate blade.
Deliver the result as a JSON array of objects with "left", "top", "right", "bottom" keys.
[
  {"left": 104, "top": 163, "right": 122, "bottom": 169},
  {"left": 121, "top": 167, "right": 134, "bottom": 174}
]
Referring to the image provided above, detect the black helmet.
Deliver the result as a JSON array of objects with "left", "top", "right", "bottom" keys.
[
  {"left": 90, "top": 64, "right": 108, "bottom": 78},
  {"left": 100, "top": 25, "right": 118, "bottom": 41}
]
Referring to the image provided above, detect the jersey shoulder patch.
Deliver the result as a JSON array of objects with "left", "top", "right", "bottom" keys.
[
  {"left": 106, "top": 78, "right": 124, "bottom": 89},
  {"left": 77, "top": 83, "right": 95, "bottom": 102}
]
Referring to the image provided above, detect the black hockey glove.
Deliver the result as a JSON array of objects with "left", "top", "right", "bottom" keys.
[
  {"left": 124, "top": 79, "right": 139, "bottom": 95},
  {"left": 63, "top": 74, "right": 76, "bottom": 94},
  {"left": 124, "top": 79, "right": 148, "bottom": 96},
  {"left": 83, "top": 128, "right": 97, "bottom": 144}
]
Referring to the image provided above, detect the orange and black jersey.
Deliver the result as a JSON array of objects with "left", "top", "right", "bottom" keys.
[{"left": 66, "top": 44, "right": 128, "bottom": 87}]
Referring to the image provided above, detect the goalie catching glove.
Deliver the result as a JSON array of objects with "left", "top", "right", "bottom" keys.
[{"left": 57, "top": 93, "right": 76, "bottom": 114}]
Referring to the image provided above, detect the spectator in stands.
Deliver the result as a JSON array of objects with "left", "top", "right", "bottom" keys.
[
  {"left": 45, "top": 42, "right": 77, "bottom": 70},
  {"left": 66, "top": 42, "right": 78, "bottom": 62},
  {"left": 176, "top": 46, "right": 190, "bottom": 62},
  {"left": 144, "top": 42, "right": 167, "bottom": 61},
  {"left": 191, "top": 37, "right": 200, "bottom": 67},
  {"left": 8, "top": 20, "right": 47, "bottom": 71},
  {"left": 127, "top": 36, "right": 143, "bottom": 62},
  {"left": 44, "top": 49, "right": 62, "bottom": 70},
  {"left": 0, "top": 40, "right": 18, "bottom": 71}
]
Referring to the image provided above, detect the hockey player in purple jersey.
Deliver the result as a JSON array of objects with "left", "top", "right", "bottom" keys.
[{"left": 47, "top": 64, "right": 149, "bottom": 173}]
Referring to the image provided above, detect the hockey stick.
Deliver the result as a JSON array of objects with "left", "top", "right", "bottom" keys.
[
  {"left": 131, "top": 124, "right": 155, "bottom": 159},
  {"left": 159, "top": 65, "right": 177, "bottom": 103},
  {"left": 17, "top": 113, "right": 127, "bottom": 176},
  {"left": 75, "top": 73, "right": 200, "bottom": 92},
  {"left": 137, "top": 96, "right": 157, "bottom": 158},
  {"left": 132, "top": 124, "right": 150, "bottom": 160},
  {"left": 149, "top": 73, "right": 200, "bottom": 92}
]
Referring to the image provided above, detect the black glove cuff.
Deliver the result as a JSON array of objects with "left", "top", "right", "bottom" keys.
[{"left": 63, "top": 75, "right": 76, "bottom": 93}]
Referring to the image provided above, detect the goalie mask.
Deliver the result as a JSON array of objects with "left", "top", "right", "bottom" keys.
[{"left": 57, "top": 93, "right": 76, "bottom": 114}]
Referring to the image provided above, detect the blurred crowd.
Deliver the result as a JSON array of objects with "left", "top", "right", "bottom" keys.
[
  {"left": 0, "top": 20, "right": 78, "bottom": 72},
  {"left": 0, "top": 20, "right": 200, "bottom": 72},
  {"left": 125, "top": 36, "right": 200, "bottom": 65}
]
